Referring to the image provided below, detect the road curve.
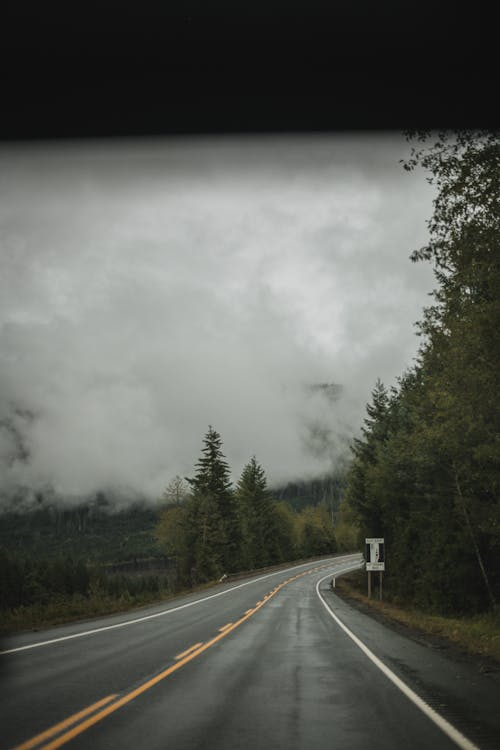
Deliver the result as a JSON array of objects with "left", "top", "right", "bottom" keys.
[{"left": 1, "top": 554, "right": 498, "bottom": 750}]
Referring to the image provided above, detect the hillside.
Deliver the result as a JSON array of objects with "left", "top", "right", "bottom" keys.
[{"left": 0, "top": 498, "right": 163, "bottom": 563}]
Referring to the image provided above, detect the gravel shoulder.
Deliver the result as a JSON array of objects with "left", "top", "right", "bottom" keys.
[{"left": 332, "top": 580, "right": 500, "bottom": 682}]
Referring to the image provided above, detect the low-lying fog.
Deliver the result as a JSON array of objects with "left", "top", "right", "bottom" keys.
[{"left": 0, "top": 134, "right": 435, "bottom": 506}]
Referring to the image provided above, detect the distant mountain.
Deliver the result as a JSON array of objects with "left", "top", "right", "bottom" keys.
[
  {"left": 1, "top": 458, "right": 347, "bottom": 563},
  {"left": 0, "top": 494, "right": 163, "bottom": 563},
  {"left": 271, "top": 472, "right": 345, "bottom": 514}
]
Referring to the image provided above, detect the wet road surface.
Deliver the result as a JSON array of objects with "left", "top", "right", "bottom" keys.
[{"left": 1, "top": 554, "right": 498, "bottom": 750}]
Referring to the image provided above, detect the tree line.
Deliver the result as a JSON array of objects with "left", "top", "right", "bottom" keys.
[
  {"left": 345, "top": 131, "right": 499, "bottom": 615},
  {"left": 0, "top": 550, "right": 90, "bottom": 610},
  {"left": 0, "top": 548, "right": 175, "bottom": 616},
  {"left": 0, "top": 499, "right": 161, "bottom": 563},
  {"left": 155, "top": 426, "right": 338, "bottom": 586},
  {"left": 0, "top": 430, "right": 341, "bottom": 629}
]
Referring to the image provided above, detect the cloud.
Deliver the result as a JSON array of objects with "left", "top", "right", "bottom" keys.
[{"left": 0, "top": 134, "right": 435, "bottom": 505}]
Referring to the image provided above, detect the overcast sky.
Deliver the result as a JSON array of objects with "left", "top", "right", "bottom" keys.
[{"left": 0, "top": 134, "right": 435, "bottom": 505}]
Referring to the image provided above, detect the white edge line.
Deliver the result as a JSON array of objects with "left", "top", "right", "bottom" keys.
[
  {"left": 1, "top": 555, "right": 361, "bottom": 655},
  {"left": 315, "top": 571, "right": 480, "bottom": 750}
]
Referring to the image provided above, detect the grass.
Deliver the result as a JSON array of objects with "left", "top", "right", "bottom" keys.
[
  {"left": 0, "top": 552, "right": 341, "bottom": 636},
  {"left": 0, "top": 581, "right": 220, "bottom": 637},
  {"left": 1, "top": 591, "right": 171, "bottom": 635},
  {"left": 335, "top": 570, "right": 500, "bottom": 664}
]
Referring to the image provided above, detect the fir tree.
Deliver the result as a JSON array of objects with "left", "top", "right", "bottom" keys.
[
  {"left": 187, "top": 426, "right": 233, "bottom": 498},
  {"left": 347, "top": 379, "right": 391, "bottom": 538},
  {"left": 186, "top": 426, "right": 242, "bottom": 575},
  {"left": 237, "top": 456, "right": 277, "bottom": 568},
  {"left": 346, "top": 131, "right": 500, "bottom": 614}
]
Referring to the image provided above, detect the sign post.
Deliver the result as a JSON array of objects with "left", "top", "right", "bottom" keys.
[{"left": 365, "top": 537, "right": 385, "bottom": 600}]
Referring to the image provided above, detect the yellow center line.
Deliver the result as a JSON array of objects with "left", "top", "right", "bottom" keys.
[
  {"left": 11, "top": 694, "right": 117, "bottom": 750},
  {"left": 174, "top": 642, "right": 204, "bottom": 660},
  {"left": 16, "top": 565, "right": 324, "bottom": 750},
  {"left": 34, "top": 610, "right": 262, "bottom": 750},
  {"left": 218, "top": 623, "right": 233, "bottom": 632}
]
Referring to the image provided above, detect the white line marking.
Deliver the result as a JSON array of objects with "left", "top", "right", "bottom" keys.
[
  {"left": 315, "top": 572, "right": 480, "bottom": 750},
  {"left": 1, "top": 555, "right": 360, "bottom": 655}
]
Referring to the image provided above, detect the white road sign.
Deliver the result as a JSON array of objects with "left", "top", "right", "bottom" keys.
[{"left": 365, "top": 537, "right": 385, "bottom": 571}]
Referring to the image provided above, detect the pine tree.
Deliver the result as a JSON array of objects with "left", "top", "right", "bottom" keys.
[
  {"left": 188, "top": 427, "right": 232, "bottom": 497},
  {"left": 347, "top": 379, "right": 391, "bottom": 538},
  {"left": 346, "top": 132, "right": 500, "bottom": 614},
  {"left": 403, "top": 130, "right": 500, "bottom": 609},
  {"left": 186, "top": 426, "right": 241, "bottom": 575},
  {"left": 236, "top": 456, "right": 277, "bottom": 568}
]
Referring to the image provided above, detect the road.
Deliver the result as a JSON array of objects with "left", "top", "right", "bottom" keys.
[{"left": 1, "top": 554, "right": 499, "bottom": 750}]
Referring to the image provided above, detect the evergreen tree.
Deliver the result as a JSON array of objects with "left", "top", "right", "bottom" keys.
[
  {"left": 236, "top": 456, "right": 276, "bottom": 568},
  {"left": 347, "top": 379, "right": 391, "bottom": 538},
  {"left": 186, "top": 426, "right": 241, "bottom": 576},
  {"left": 346, "top": 131, "right": 500, "bottom": 614},
  {"left": 403, "top": 130, "right": 500, "bottom": 609},
  {"left": 187, "top": 426, "right": 233, "bottom": 498}
]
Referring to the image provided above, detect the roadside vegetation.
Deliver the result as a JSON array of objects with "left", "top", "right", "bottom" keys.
[
  {"left": 335, "top": 570, "right": 500, "bottom": 664},
  {"left": 0, "top": 500, "right": 161, "bottom": 562},
  {"left": 155, "top": 428, "right": 338, "bottom": 586},
  {"left": 344, "top": 131, "right": 500, "bottom": 617},
  {"left": 0, "top": 548, "right": 178, "bottom": 635},
  {"left": 2, "top": 131, "right": 497, "bottom": 644},
  {"left": 0, "top": 548, "right": 343, "bottom": 637},
  {"left": 0, "top": 429, "right": 341, "bottom": 634}
]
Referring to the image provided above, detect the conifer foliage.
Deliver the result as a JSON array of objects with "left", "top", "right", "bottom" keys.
[
  {"left": 187, "top": 426, "right": 233, "bottom": 498},
  {"left": 346, "top": 131, "right": 500, "bottom": 614},
  {"left": 236, "top": 456, "right": 278, "bottom": 569},
  {"left": 156, "top": 427, "right": 338, "bottom": 585},
  {"left": 186, "top": 426, "right": 241, "bottom": 576}
]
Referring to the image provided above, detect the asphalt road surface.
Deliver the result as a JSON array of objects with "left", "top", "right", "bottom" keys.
[{"left": 1, "top": 554, "right": 499, "bottom": 750}]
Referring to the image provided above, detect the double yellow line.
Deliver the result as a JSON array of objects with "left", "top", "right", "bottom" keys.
[{"left": 11, "top": 564, "right": 329, "bottom": 750}]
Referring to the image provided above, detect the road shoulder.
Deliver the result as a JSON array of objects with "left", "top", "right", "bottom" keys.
[
  {"left": 332, "top": 581, "right": 500, "bottom": 682},
  {"left": 319, "top": 582, "right": 500, "bottom": 750}
]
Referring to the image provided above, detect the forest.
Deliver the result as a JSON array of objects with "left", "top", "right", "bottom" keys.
[
  {"left": 0, "top": 435, "right": 340, "bottom": 629},
  {"left": 155, "top": 429, "right": 338, "bottom": 587},
  {"left": 345, "top": 131, "right": 499, "bottom": 615},
  {"left": 1, "top": 130, "right": 497, "bottom": 631}
]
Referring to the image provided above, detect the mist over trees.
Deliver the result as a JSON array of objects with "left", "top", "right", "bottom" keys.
[
  {"left": 346, "top": 131, "right": 500, "bottom": 615},
  {"left": 0, "top": 428, "right": 345, "bottom": 630},
  {"left": 155, "top": 427, "right": 339, "bottom": 585},
  {"left": 6, "top": 132, "right": 496, "bottom": 628}
]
